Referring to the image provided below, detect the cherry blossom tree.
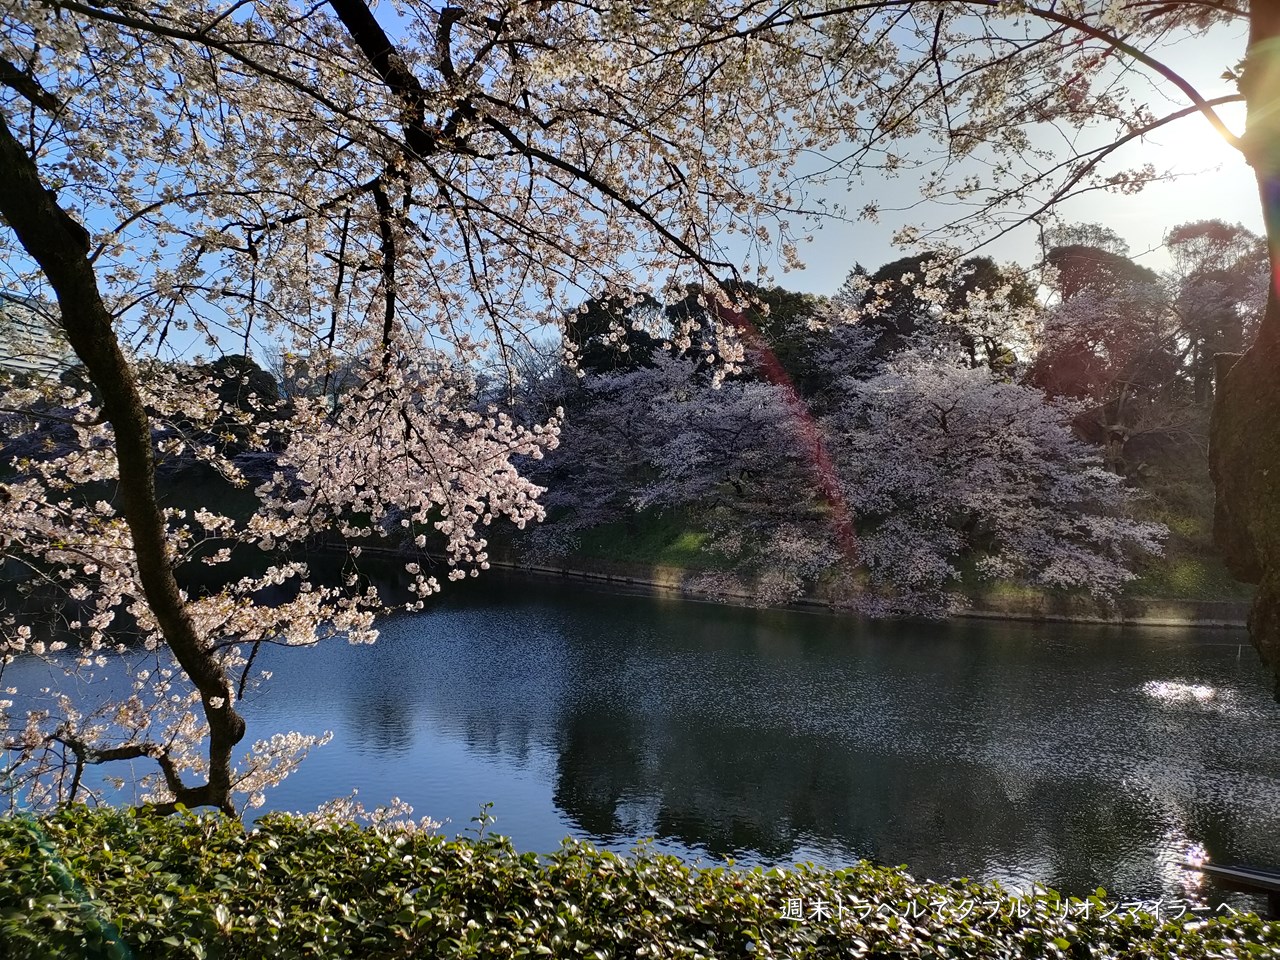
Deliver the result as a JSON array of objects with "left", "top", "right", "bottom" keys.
[
  {"left": 530, "top": 324, "right": 1166, "bottom": 613},
  {"left": 822, "top": 349, "right": 1167, "bottom": 613},
  {"left": 0, "top": 0, "right": 859, "bottom": 813},
  {"left": 532, "top": 348, "right": 839, "bottom": 603}
]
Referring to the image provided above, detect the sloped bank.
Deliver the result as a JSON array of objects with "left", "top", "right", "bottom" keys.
[{"left": 488, "top": 559, "right": 1251, "bottom": 629}]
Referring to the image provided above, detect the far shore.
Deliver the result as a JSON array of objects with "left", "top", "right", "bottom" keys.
[
  {"left": 484, "top": 559, "right": 1252, "bottom": 630},
  {"left": 298, "top": 539, "right": 1252, "bottom": 629}
]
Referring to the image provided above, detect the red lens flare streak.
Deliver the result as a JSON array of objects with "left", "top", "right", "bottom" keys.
[{"left": 715, "top": 304, "right": 858, "bottom": 561}]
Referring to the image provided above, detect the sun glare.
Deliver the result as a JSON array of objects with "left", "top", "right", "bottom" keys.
[{"left": 1146, "top": 105, "right": 1249, "bottom": 177}]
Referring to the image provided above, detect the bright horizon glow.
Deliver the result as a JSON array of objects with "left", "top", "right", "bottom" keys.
[{"left": 776, "top": 141, "right": 1264, "bottom": 298}]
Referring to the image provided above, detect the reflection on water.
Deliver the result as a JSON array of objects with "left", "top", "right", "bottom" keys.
[
  {"left": 1142, "top": 680, "right": 1219, "bottom": 704},
  {"left": 9, "top": 574, "right": 1280, "bottom": 909}
]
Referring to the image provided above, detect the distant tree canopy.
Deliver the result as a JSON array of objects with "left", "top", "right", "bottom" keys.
[
  {"left": 1166, "top": 221, "right": 1268, "bottom": 402},
  {"left": 1025, "top": 224, "right": 1268, "bottom": 475},
  {"left": 1041, "top": 222, "right": 1130, "bottom": 258},
  {"left": 563, "top": 292, "right": 664, "bottom": 376},
  {"left": 533, "top": 318, "right": 1164, "bottom": 612},
  {"left": 1044, "top": 245, "right": 1160, "bottom": 302},
  {"left": 843, "top": 254, "right": 1034, "bottom": 372},
  {"left": 1029, "top": 244, "right": 1170, "bottom": 403},
  {"left": 556, "top": 225, "right": 1267, "bottom": 490}
]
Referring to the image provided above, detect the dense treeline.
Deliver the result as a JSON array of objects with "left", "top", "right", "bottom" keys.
[
  {"left": 3, "top": 222, "right": 1259, "bottom": 617},
  {"left": 506, "top": 220, "right": 1267, "bottom": 611}
]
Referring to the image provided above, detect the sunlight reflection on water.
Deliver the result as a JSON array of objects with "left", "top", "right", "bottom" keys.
[{"left": 1142, "top": 680, "right": 1219, "bottom": 703}]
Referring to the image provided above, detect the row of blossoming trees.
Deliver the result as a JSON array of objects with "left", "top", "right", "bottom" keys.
[{"left": 521, "top": 224, "right": 1267, "bottom": 612}]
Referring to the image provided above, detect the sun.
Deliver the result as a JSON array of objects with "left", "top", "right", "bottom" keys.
[{"left": 1144, "top": 103, "right": 1249, "bottom": 177}]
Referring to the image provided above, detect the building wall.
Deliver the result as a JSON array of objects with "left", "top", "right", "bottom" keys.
[{"left": 0, "top": 294, "right": 72, "bottom": 379}]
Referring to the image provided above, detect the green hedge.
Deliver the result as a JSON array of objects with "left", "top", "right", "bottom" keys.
[{"left": 1, "top": 807, "right": 1277, "bottom": 959}]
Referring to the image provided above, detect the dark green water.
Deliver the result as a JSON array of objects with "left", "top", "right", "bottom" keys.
[{"left": 10, "top": 574, "right": 1280, "bottom": 909}]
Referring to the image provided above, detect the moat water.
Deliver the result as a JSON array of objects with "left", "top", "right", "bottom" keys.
[{"left": 10, "top": 575, "right": 1280, "bottom": 911}]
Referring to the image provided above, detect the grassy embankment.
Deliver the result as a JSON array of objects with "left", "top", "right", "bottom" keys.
[
  {"left": 507, "top": 474, "right": 1254, "bottom": 609},
  {"left": 1123, "top": 473, "right": 1253, "bottom": 601}
]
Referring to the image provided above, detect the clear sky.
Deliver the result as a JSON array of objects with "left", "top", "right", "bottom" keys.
[
  {"left": 776, "top": 20, "right": 1264, "bottom": 295},
  {"left": 10, "top": 9, "right": 1256, "bottom": 363}
]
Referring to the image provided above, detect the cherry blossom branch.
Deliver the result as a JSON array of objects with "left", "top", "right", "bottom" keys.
[
  {"left": 917, "top": 95, "right": 1243, "bottom": 255},
  {"left": 326, "top": 0, "right": 465, "bottom": 159},
  {"left": 369, "top": 176, "right": 398, "bottom": 359},
  {"left": 0, "top": 405, "right": 108, "bottom": 426},
  {"left": 0, "top": 112, "right": 246, "bottom": 816},
  {"left": 1012, "top": 2, "right": 1243, "bottom": 149},
  {"left": 42, "top": 0, "right": 361, "bottom": 124}
]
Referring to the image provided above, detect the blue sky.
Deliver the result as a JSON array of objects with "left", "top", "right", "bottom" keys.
[
  {"left": 4, "top": 9, "right": 1261, "bottom": 365},
  {"left": 775, "top": 19, "right": 1262, "bottom": 293}
]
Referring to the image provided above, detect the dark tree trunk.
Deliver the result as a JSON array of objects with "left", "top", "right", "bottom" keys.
[
  {"left": 1209, "top": 0, "right": 1280, "bottom": 698},
  {"left": 0, "top": 114, "right": 247, "bottom": 813},
  {"left": 1102, "top": 428, "right": 1128, "bottom": 476}
]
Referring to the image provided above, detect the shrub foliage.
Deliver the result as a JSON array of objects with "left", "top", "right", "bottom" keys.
[{"left": 1, "top": 807, "right": 1276, "bottom": 959}]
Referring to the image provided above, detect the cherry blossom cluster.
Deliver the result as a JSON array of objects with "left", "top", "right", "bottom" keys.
[{"left": 1, "top": 345, "right": 557, "bottom": 810}]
